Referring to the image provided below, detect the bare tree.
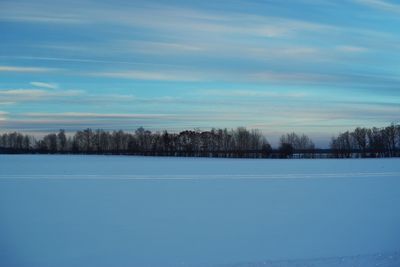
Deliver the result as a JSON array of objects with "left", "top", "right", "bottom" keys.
[
  {"left": 351, "top": 127, "right": 368, "bottom": 157},
  {"left": 43, "top": 133, "right": 58, "bottom": 153},
  {"left": 57, "top": 129, "right": 67, "bottom": 152}
]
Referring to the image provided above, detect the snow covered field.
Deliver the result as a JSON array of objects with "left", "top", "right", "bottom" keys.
[{"left": 1, "top": 155, "right": 400, "bottom": 267}]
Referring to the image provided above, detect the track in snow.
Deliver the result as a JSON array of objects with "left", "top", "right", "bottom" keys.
[{"left": 0, "top": 172, "right": 399, "bottom": 180}]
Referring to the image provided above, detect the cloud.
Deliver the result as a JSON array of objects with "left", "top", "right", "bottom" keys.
[
  {"left": 0, "top": 89, "right": 83, "bottom": 102},
  {"left": 30, "top": 82, "right": 59, "bottom": 89},
  {"left": 248, "top": 71, "right": 335, "bottom": 84},
  {"left": 1, "top": 2, "right": 397, "bottom": 90},
  {"left": 0, "top": 111, "right": 8, "bottom": 121},
  {"left": 24, "top": 112, "right": 175, "bottom": 119},
  {"left": 0, "top": 1, "right": 334, "bottom": 38},
  {"left": 86, "top": 67, "right": 400, "bottom": 88},
  {"left": 124, "top": 41, "right": 205, "bottom": 55},
  {"left": 353, "top": 0, "right": 400, "bottom": 13},
  {"left": 0, "top": 1, "right": 86, "bottom": 24},
  {"left": 91, "top": 70, "right": 202, "bottom": 82},
  {"left": 0, "top": 14, "right": 83, "bottom": 24},
  {"left": 0, "top": 56, "right": 178, "bottom": 67},
  {"left": 118, "top": 5, "right": 334, "bottom": 38},
  {"left": 200, "top": 89, "right": 308, "bottom": 98},
  {"left": 336, "top": 45, "right": 368, "bottom": 53},
  {"left": 0, "top": 66, "right": 56, "bottom": 73},
  {"left": 113, "top": 39, "right": 324, "bottom": 62},
  {"left": 4, "top": 101, "right": 398, "bottom": 133}
]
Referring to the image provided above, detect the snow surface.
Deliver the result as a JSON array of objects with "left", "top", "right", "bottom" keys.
[{"left": 0, "top": 155, "right": 400, "bottom": 267}]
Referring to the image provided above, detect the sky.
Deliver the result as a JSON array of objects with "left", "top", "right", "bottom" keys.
[{"left": 0, "top": 0, "right": 400, "bottom": 146}]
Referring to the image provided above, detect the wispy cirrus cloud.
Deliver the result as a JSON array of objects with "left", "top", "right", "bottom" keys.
[
  {"left": 91, "top": 70, "right": 202, "bottom": 82},
  {"left": 124, "top": 41, "right": 205, "bottom": 55},
  {"left": 24, "top": 112, "right": 175, "bottom": 119},
  {"left": 0, "top": 14, "right": 84, "bottom": 24},
  {"left": 353, "top": 0, "right": 400, "bottom": 13},
  {"left": 199, "top": 89, "right": 308, "bottom": 98},
  {"left": 336, "top": 45, "right": 369, "bottom": 53},
  {"left": 30, "top": 82, "right": 58, "bottom": 89},
  {"left": 248, "top": 71, "right": 335, "bottom": 84},
  {"left": 112, "top": 5, "right": 334, "bottom": 38},
  {"left": 0, "top": 66, "right": 56, "bottom": 73},
  {"left": 0, "top": 111, "right": 8, "bottom": 121},
  {"left": 0, "top": 89, "right": 83, "bottom": 102},
  {"left": 0, "top": 56, "right": 177, "bottom": 67},
  {"left": 86, "top": 67, "right": 400, "bottom": 88},
  {"left": 0, "top": 1, "right": 86, "bottom": 24},
  {"left": 0, "top": 1, "right": 335, "bottom": 37},
  {"left": 2, "top": 1, "right": 397, "bottom": 87}
]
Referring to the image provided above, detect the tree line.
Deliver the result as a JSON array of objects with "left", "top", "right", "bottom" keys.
[
  {"left": 330, "top": 124, "right": 400, "bottom": 158},
  {"left": 0, "top": 124, "right": 399, "bottom": 158}
]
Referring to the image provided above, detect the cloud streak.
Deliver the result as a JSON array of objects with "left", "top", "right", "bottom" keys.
[
  {"left": 0, "top": 66, "right": 56, "bottom": 73},
  {"left": 24, "top": 112, "right": 175, "bottom": 119},
  {"left": 0, "top": 111, "right": 8, "bottom": 121},
  {"left": 200, "top": 89, "right": 308, "bottom": 98},
  {"left": 0, "top": 1, "right": 86, "bottom": 23},
  {"left": 30, "top": 82, "right": 59, "bottom": 89},
  {"left": 0, "top": 0, "right": 334, "bottom": 38},
  {"left": 91, "top": 70, "right": 202, "bottom": 82},
  {"left": 0, "top": 89, "right": 83, "bottom": 102},
  {"left": 336, "top": 45, "right": 368, "bottom": 53},
  {"left": 353, "top": 0, "right": 400, "bottom": 13}
]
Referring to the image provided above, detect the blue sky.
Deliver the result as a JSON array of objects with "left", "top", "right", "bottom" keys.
[{"left": 1, "top": 0, "right": 400, "bottom": 146}]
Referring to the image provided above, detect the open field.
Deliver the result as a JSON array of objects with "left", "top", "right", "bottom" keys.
[{"left": 1, "top": 155, "right": 400, "bottom": 267}]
